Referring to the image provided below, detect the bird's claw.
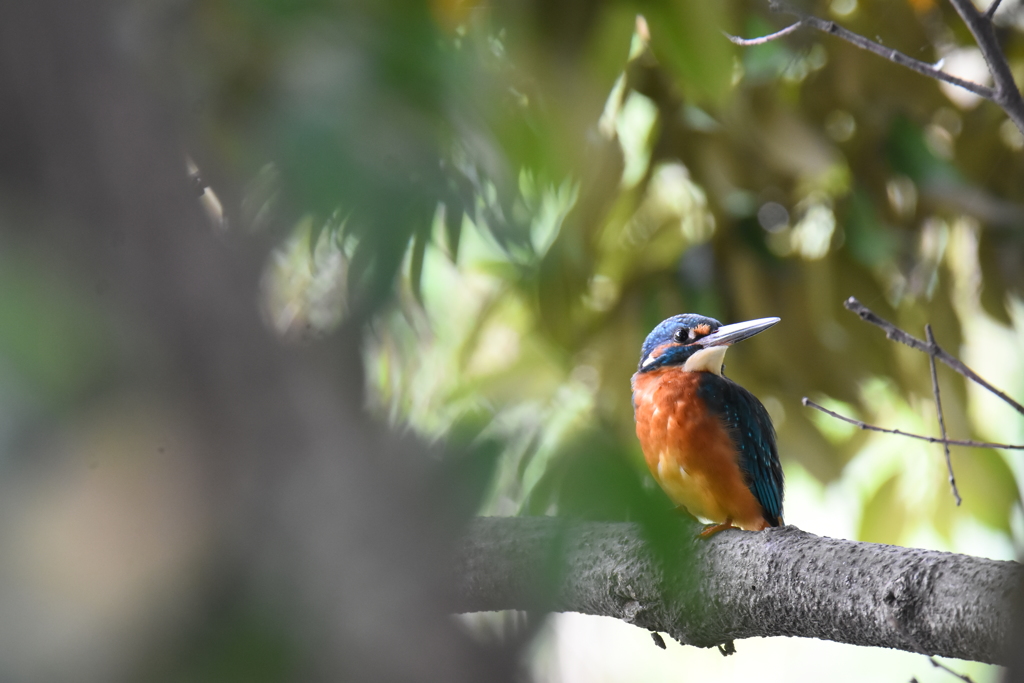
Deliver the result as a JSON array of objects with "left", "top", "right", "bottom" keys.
[{"left": 698, "top": 521, "right": 737, "bottom": 539}]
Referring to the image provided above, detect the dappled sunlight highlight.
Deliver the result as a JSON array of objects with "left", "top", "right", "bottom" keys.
[{"left": 261, "top": 217, "right": 349, "bottom": 339}]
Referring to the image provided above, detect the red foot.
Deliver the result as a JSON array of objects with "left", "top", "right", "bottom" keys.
[{"left": 698, "top": 521, "right": 737, "bottom": 539}]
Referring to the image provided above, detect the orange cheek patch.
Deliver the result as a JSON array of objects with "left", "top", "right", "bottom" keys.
[{"left": 644, "top": 341, "right": 680, "bottom": 366}]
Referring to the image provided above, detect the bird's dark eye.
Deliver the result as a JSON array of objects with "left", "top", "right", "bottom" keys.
[{"left": 673, "top": 328, "right": 688, "bottom": 343}]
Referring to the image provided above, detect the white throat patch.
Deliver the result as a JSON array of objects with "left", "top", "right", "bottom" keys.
[{"left": 682, "top": 346, "right": 728, "bottom": 375}]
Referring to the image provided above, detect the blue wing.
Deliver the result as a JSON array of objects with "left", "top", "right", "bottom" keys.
[{"left": 698, "top": 375, "right": 784, "bottom": 525}]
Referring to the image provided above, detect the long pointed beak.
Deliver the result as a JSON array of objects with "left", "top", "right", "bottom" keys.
[{"left": 699, "top": 317, "right": 780, "bottom": 347}]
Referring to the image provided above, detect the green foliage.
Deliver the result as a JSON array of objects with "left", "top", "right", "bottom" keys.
[
  {"left": 859, "top": 474, "right": 907, "bottom": 546},
  {"left": 165, "top": 604, "right": 299, "bottom": 683},
  {"left": 0, "top": 253, "right": 113, "bottom": 408},
  {"left": 644, "top": 0, "right": 734, "bottom": 103},
  {"left": 187, "top": 0, "right": 1024, "bottom": 555},
  {"left": 955, "top": 448, "right": 1019, "bottom": 534}
]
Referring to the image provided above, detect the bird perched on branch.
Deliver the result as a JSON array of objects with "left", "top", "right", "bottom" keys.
[{"left": 631, "top": 314, "right": 784, "bottom": 536}]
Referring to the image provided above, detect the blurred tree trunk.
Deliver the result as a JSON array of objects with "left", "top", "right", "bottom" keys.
[{"left": 0, "top": 2, "right": 510, "bottom": 681}]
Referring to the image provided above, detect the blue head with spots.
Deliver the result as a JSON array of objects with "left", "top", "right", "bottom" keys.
[
  {"left": 637, "top": 314, "right": 781, "bottom": 373},
  {"left": 637, "top": 314, "right": 722, "bottom": 372}
]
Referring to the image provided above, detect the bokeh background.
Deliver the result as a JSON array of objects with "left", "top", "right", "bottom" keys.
[{"left": 0, "top": 0, "right": 1023, "bottom": 681}]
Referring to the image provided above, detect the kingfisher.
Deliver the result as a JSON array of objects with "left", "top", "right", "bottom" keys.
[{"left": 631, "top": 314, "right": 784, "bottom": 536}]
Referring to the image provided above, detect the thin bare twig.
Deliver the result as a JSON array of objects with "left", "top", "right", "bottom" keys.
[
  {"left": 926, "top": 324, "right": 961, "bottom": 505},
  {"left": 724, "top": 22, "right": 803, "bottom": 46},
  {"left": 756, "top": 1, "right": 1024, "bottom": 134},
  {"left": 844, "top": 297, "right": 1024, "bottom": 417},
  {"left": 766, "top": 1, "right": 996, "bottom": 100},
  {"left": 802, "top": 399, "right": 1024, "bottom": 450},
  {"left": 984, "top": 0, "right": 1004, "bottom": 20},
  {"left": 928, "top": 657, "right": 975, "bottom": 683}
]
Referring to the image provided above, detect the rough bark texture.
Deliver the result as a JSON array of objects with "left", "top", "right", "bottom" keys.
[{"left": 454, "top": 517, "right": 1022, "bottom": 665}]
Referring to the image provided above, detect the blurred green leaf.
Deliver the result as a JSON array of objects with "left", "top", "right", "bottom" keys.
[
  {"left": 886, "top": 116, "right": 962, "bottom": 186},
  {"left": 644, "top": 0, "right": 734, "bottom": 104},
  {"left": 954, "top": 449, "right": 1019, "bottom": 534},
  {"left": 437, "top": 410, "right": 507, "bottom": 521},
  {"left": 442, "top": 201, "right": 464, "bottom": 263},
  {"left": 0, "top": 256, "right": 111, "bottom": 407},
  {"left": 977, "top": 232, "right": 1017, "bottom": 325},
  {"left": 858, "top": 475, "right": 907, "bottom": 546},
  {"left": 409, "top": 223, "right": 430, "bottom": 304},
  {"left": 521, "top": 425, "right": 653, "bottom": 520},
  {"left": 844, "top": 188, "right": 902, "bottom": 269},
  {"left": 167, "top": 604, "right": 298, "bottom": 683}
]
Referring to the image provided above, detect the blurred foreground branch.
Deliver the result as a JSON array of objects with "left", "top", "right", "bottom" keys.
[{"left": 454, "top": 517, "right": 1021, "bottom": 665}]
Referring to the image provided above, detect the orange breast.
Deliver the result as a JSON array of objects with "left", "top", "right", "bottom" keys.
[{"left": 631, "top": 368, "right": 769, "bottom": 530}]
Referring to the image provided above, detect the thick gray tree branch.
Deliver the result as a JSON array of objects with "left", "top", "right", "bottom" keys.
[{"left": 454, "top": 517, "right": 1022, "bottom": 665}]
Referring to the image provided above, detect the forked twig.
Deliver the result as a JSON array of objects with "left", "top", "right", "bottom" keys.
[
  {"left": 737, "top": 1, "right": 1024, "bottom": 134},
  {"left": 802, "top": 399, "right": 1024, "bottom": 450},
  {"left": 926, "top": 324, "right": 960, "bottom": 506},
  {"left": 765, "top": 1, "right": 996, "bottom": 99},
  {"left": 844, "top": 298, "right": 1024, "bottom": 417},
  {"left": 946, "top": 0, "right": 1022, "bottom": 129},
  {"left": 805, "top": 300, "right": 1024, "bottom": 506}
]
